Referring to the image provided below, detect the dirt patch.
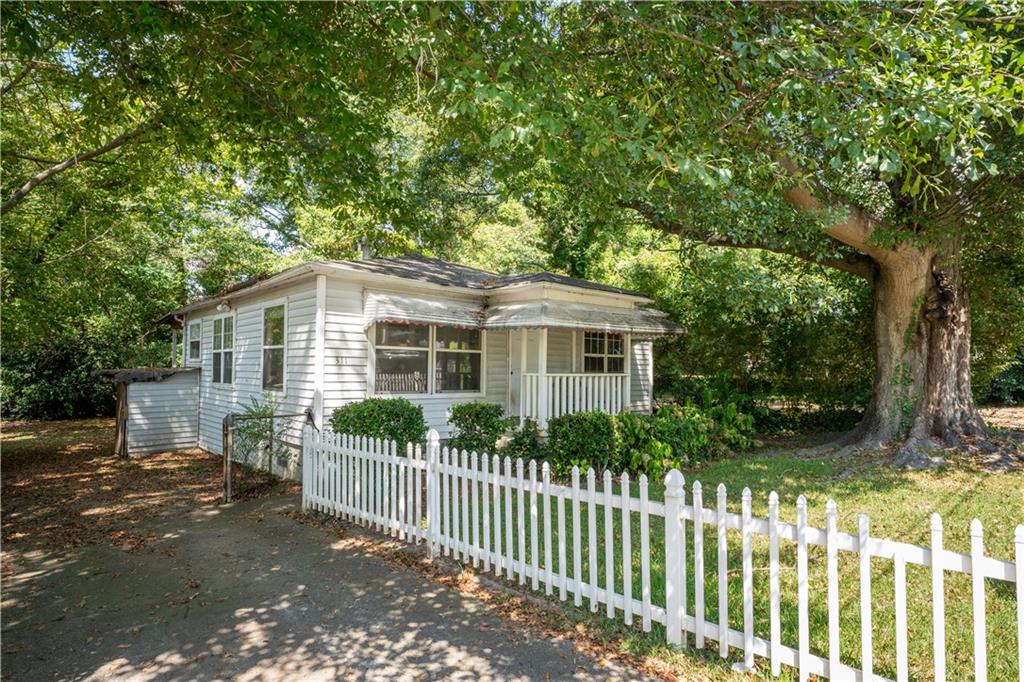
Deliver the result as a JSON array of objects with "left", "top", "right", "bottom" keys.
[
  {"left": 0, "top": 418, "right": 296, "bottom": 564},
  {"left": 980, "top": 405, "right": 1024, "bottom": 431}
]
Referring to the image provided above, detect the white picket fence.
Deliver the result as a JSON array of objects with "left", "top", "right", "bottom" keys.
[{"left": 302, "top": 427, "right": 1024, "bottom": 682}]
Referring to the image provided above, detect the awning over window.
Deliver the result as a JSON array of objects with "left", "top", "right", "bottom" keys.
[
  {"left": 363, "top": 290, "right": 484, "bottom": 329},
  {"left": 484, "top": 301, "right": 684, "bottom": 336}
]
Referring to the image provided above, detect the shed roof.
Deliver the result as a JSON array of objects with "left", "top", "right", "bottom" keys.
[{"left": 94, "top": 367, "right": 199, "bottom": 384}]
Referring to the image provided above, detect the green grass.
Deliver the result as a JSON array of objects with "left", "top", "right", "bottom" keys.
[{"left": 434, "top": 449, "right": 1024, "bottom": 681}]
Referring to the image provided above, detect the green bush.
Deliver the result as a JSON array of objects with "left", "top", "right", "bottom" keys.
[
  {"left": 328, "top": 397, "right": 427, "bottom": 446},
  {"left": 617, "top": 411, "right": 675, "bottom": 478},
  {"left": 546, "top": 411, "right": 621, "bottom": 476},
  {"left": 502, "top": 418, "right": 543, "bottom": 460},
  {"left": 447, "top": 401, "right": 514, "bottom": 453}
]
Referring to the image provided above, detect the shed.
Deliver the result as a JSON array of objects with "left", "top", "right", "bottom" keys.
[{"left": 96, "top": 368, "right": 200, "bottom": 457}]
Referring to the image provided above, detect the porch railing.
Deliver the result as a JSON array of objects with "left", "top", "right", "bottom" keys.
[{"left": 521, "top": 372, "right": 629, "bottom": 427}]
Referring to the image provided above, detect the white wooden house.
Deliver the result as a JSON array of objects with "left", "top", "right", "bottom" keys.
[{"left": 117, "top": 255, "right": 682, "bottom": 471}]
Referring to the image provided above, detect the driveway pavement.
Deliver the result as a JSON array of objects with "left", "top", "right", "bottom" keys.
[{"left": 2, "top": 493, "right": 645, "bottom": 681}]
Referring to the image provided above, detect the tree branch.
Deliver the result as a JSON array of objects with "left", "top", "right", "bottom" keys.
[
  {"left": 621, "top": 199, "right": 876, "bottom": 279},
  {"left": 1, "top": 116, "right": 160, "bottom": 216}
]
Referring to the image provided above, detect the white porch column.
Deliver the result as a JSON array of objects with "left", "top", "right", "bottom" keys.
[
  {"left": 624, "top": 332, "right": 632, "bottom": 413},
  {"left": 519, "top": 328, "right": 528, "bottom": 426},
  {"left": 538, "top": 328, "right": 549, "bottom": 429}
]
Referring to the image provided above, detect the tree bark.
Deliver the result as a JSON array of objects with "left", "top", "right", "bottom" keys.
[{"left": 840, "top": 245, "right": 991, "bottom": 466}]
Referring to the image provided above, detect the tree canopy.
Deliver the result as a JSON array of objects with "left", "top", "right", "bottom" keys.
[{"left": 2, "top": 3, "right": 1021, "bottom": 454}]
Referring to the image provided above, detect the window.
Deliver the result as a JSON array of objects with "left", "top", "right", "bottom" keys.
[
  {"left": 188, "top": 321, "right": 201, "bottom": 361},
  {"left": 583, "top": 331, "right": 624, "bottom": 374},
  {"left": 211, "top": 315, "right": 234, "bottom": 384},
  {"left": 435, "top": 326, "right": 482, "bottom": 393},
  {"left": 373, "top": 323, "right": 484, "bottom": 395},
  {"left": 375, "top": 322, "right": 429, "bottom": 393},
  {"left": 262, "top": 304, "right": 285, "bottom": 391}
]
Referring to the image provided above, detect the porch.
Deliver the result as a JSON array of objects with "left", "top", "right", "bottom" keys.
[{"left": 508, "top": 327, "right": 639, "bottom": 430}]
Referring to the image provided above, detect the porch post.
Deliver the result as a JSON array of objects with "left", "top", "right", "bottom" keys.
[
  {"left": 519, "top": 328, "right": 528, "bottom": 426},
  {"left": 170, "top": 328, "right": 178, "bottom": 367},
  {"left": 538, "top": 328, "right": 549, "bottom": 430},
  {"left": 624, "top": 332, "right": 632, "bottom": 413}
]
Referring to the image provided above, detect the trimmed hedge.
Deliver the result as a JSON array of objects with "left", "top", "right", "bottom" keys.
[
  {"left": 447, "top": 401, "right": 514, "bottom": 453},
  {"left": 328, "top": 397, "right": 427, "bottom": 446},
  {"left": 546, "top": 411, "right": 621, "bottom": 476}
]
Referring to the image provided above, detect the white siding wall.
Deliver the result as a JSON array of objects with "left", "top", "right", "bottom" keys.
[
  {"left": 485, "top": 330, "right": 508, "bottom": 411},
  {"left": 323, "top": 277, "right": 368, "bottom": 411},
  {"left": 189, "top": 280, "right": 317, "bottom": 478},
  {"left": 629, "top": 339, "right": 654, "bottom": 412},
  {"left": 125, "top": 372, "right": 199, "bottom": 455}
]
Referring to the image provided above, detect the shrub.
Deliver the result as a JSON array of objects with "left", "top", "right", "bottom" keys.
[
  {"left": 617, "top": 411, "right": 675, "bottom": 477},
  {"left": 502, "top": 418, "right": 543, "bottom": 460},
  {"left": 546, "top": 411, "right": 621, "bottom": 476},
  {"left": 328, "top": 397, "right": 427, "bottom": 446},
  {"left": 447, "top": 401, "right": 514, "bottom": 453},
  {"left": 234, "top": 393, "right": 289, "bottom": 468}
]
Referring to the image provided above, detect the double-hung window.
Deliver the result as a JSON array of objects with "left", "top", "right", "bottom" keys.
[
  {"left": 583, "top": 331, "right": 624, "bottom": 373},
  {"left": 187, "top": 321, "right": 201, "bottom": 362},
  {"left": 374, "top": 322, "right": 483, "bottom": 395},
  {"left": 211, "top": 316, "right": 234, "bottom": 384},
  {"left": 262, "top": 304, "right": 286, "bottom": 391},
  {"left": 435, "top": 327, "right": 482, "bottom": 393}
]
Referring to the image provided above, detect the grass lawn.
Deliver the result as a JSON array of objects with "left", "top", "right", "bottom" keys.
[{"left": 430, "top": 443, "right": 1024, "bottom": 681}]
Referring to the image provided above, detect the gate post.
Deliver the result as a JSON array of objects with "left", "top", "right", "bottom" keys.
[{"left": 426, "top": 429, "right": 440, "bottom": 559}]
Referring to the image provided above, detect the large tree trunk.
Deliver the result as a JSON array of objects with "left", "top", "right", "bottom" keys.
[{"left": 842, "top": 246, "right": 992, "bottom": 467}]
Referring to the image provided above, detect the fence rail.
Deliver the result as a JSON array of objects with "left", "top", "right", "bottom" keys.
[{"left": 302, "top": 427, "right": 1024, "bottom": 682}]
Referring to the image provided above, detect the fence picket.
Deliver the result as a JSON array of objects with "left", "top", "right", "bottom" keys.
[
  {"left": 543, "top": 463, "right": 553, "bottom": 596},
  {"left": 471, "top": 452, "right": 480, "bottom": 568},
  {"left": 302, "top": 433, "right": 1021, "bottom": 682},
  {"left": 717, "top": 483, "right": 729, "bottom": 659},
  {"left": 693, "top": 481, "right": 705, "bottom": 648},
  {"left": 504, "top": 457, "right": 514, "bottom": 580},
  {"left": 587, "top": 468, "right": 599, "bottom": 613},
  {"left": 572, "top": 466, "right": 583, "bottom": 608},
  {"left": 621, "top": 471, "right": 633, "bottom": 626},
  {"left": 826, "top": 500, "right": 840, "bottom": 678},
  {"left": 530, "top": 460, "right": 540, "bottom": 591},
  {"left": 769, "top": 491, "right": 781, "bottom": 677},
  {"left": 971, "top": 519, "right": 987, "bottom": 682},
  {"left": 859, "top": 514, "right": 873, "bottom": 680},
  {"left": 797, "top": 495, "right": 809, "bottom": 682},
  {"left": 895, "top": 553, "right": 908, "bottom": 682},
  {"left": 517, "top": 458, "right": 527, "bottom": 586},
  {"left": 604, "top": 469, "right": 615, "bottom": 619},
  {"left": 932, "top": 513, "right": 946, "bottom": 682},
  {"left": 640, "top": 474, "right": 652, "bottom": 633},
  {"left": 739, "top": 487, "right": 754, "bottom": 672}
]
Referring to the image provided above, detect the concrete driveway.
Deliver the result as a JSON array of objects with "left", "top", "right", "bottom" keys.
[{"left": 2, "top": 493, "right": 645, "bottom": 681}]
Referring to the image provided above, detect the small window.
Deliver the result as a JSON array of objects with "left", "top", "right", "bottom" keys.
[
  {"left": 375, "top": 322, "right": 429, "bottom": 393},
  {"left": 435, "top": 326, "right": 482, "bottom": 392},
  {"left": 583, "top": 331, "right": 624, "bottom": 374},
  {"left": 211, "top": 316, "right": 234, "bottom": 384},
  {"left": 262, "top": 304, "right": 285, "bottom": 391},
  {"left": 188, "top": 321, "right": 201, "bottom": 361}
]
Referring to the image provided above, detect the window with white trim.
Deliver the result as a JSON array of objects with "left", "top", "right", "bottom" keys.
[
  {"left": 187, "top": 321, "right": 201, "bottom": 361},
  {"left": 262, "top": 304, "right": 285, "bottom": 391},
  {"left": 373, "top": 322, "right": 483, "bottom": 395},
  {"left": 435, "top": 326, "right": 482, "bottom": 393},
  {"left": 211, "top": 315, "right": 234, "bottom": 384},
  {"left": 583, "top": 331, "right": 624, "bottom": 373}
]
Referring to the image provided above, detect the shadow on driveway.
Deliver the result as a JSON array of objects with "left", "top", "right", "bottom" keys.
[{"left": 2, "top": 493, "right": 646, "bottom": 680}]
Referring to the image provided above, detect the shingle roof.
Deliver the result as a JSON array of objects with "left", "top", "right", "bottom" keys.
[{"left": 345, "top": 253, "right": 646, "bottom": 298}]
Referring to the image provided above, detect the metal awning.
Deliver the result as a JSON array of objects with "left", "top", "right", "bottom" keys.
[
  {"left": 363, "top": 290, "right": 484, "bottom": 329},
  {"left": 483, "top": 301, "right": 684, "bottom": 336}
]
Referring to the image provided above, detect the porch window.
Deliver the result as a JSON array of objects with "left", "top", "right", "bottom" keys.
[
  {"left": 188, "top": 321, "right": 201, "bottom": 361},
  {"left": 435, "top": 327, "right": 482, "bottom": 393},
  {"left": 211, "top": 315, "right": 234, "bottom": 384},
  {"left": 583, "top": 331, "right": 624, "bottom": 374},
  {"left": 375, "top": 322, "right": 429, "bottom": 393},
  {"left": 262, "top": 304, "right": 285, "bottom": 391}
]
